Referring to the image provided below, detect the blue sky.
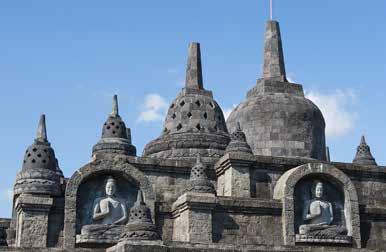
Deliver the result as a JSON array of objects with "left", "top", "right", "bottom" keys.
[{"left": 0, "top": 1, "right": 385, "bottom": 217}]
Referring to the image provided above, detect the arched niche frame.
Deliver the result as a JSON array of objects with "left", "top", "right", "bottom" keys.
[
  {"left": 273, "top": 163, "right": 361, "bottom": 248},
  {"left": 63, "top": 157, "right": 156, "bottom": 248}
]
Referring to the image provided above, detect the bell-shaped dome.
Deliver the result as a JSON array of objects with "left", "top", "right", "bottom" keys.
[
  {"left": 92, "top": 95, "right": 136, "bottom": 156},
  {"left": 225, "top": 123, "right": 253, "bottom": 154},
  {"left": 353, "top": 135, "right": 377, "bottom": 166},
  {"left": 187, "top": 155, "right": 215, "bottom": 194},
  {"left": 14, "top": 115, "right": 63, "bottom": 196},
  {"left": 120, "top": 190, "right": 160, "bottom": 241},
  {"left": 143, "top": 43, "right": 230, "bottom": 161},
  {"left": 227, "top": 21, "right": 326, "bottom": 160}
]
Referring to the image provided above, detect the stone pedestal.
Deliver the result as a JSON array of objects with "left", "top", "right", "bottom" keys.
[
  {"left": 215, "top": 153, "right": 254, "bottom": 197},
  {"left": 107, "top": 240, "right": 165, "bottom": 252},
  {"left": 171, "top": 192, "right": 217, "bottom": 243},
  {"left": 15, "top": 194, "right": 53, "bottom": 248}
]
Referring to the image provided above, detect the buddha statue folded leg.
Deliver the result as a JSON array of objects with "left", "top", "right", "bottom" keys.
[{"left": 299, "top": 224, "right": 347, "bottom": 237}]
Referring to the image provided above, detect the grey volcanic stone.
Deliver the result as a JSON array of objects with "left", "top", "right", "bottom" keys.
[
  {"left": 0, "top": 218, "right": 10, "bottom": 246},
  {"left": 92, "top": 95, "right": 136, "bottom": 156},
  {"left": 353, "top": 135, "right": 377, "bottom": 166},
  {"left": 225, "top": 122, "right": 253, "bottom": 154},
  {"left": 187, "top": 155, "right": 215, "bottom": 194},
  {"left": 143, "top": 42, "right": 230, "bottom": 161},
  {"left": 227, "top": 20, "right": 326, "bottom": 160},
  {"left": 14, "top": 114, "right": 63, "bottom": 196},
  {"left": 263, "top": 20, "right": 286, "bottom": 82},
  {"left": 120, "top": 190, "right": 159, "bottom": 241}
]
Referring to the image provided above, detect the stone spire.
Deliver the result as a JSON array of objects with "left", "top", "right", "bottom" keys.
[
  {"left": 92, "top": 95, "right": 136, "bottom": 156},
  {"left": 111, "top": 94, "right": 119, "bottom": 117},
  {"left": 353, "top": 135, "right": 377, "bottom": 166},
  {"left": 263, "top": 20, "right": 287, "bottom": 82},
  {"left": 143, "top": 42, "right": 230, "bottom": 162},
  {"left": 36, "top": 114, "right": 48, "bottom": 143},
  {"left": 14, "top": 114, "right": 63, "bottom": 196},
  {"left": 225, "top": 122, "right": 253, "bottom": 154},
  {"left": 187, "top": 155, "right": 215, "bottom": 194},
  {"left": 185, "top": 42, "right": 203, "bottom": 90},
  {"left": 120, "top": 190, "right": 159, "bottom": 241}
]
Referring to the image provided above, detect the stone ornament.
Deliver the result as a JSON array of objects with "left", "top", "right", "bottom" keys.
[
  {"left": 187, "top": 155, "right": 215, "bottom": 194},
  {"left": 120, "top": 190, "right": 159, "bottom": 241},
  {"left": 225, "top": 122, "right": 253, "bottom": 154},
  {"left": 353, "top": 135, "right": 377, "bottom": 166},
  {"left": 78, "top": 176, "right": 129, "bottom": 243},
  {"left": 92, "top": 95, "right": 137, "bottom": 156},
  {"left": 299, "top": 181, "right": 347, "bottom": 238},
  {"left": 14, "top": 114, "right": 63, "bottom": 196},
  {"left": 143, "top": 42, "right": 230, "bottom": 161},
  {"left": 273, "top": 163, "right": 361, "bottom": 248}
]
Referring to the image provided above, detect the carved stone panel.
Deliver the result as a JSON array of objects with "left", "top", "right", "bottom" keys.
[
  {"left": 77, "top": 175, "right": 137, "bottom": 232},
  {"left": 273, "top": 163, "right": 361, "bottom": 248}
]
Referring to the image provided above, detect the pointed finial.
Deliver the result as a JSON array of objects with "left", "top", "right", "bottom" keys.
[
  {"left": 111, "top": 94, "right": 119, "bottom": 117},
  {"left": 36, "top": 114, "right": 48, "bottom": 142},
  {"left": 269, "top": 0, "right": 273, "bottom": 20},
  {"left": 196, "top": 154, "right": 202, "bottom": 165},
  {"left": 360, "top": 135, "right": 366, "bottom": 145},
  {"left": 135, "top": 190, "right": 145, "bottom": 206},
  {"left": 263, "top": 20, "right": 287, "bottom": 82},
  {"left": 185, "top": 42, "right": 203, "bottom": 90}
]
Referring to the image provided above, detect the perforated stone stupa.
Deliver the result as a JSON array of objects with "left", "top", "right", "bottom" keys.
[
  {"left": 143, "top": 42, "right": 230, "bottom": 161},
  {"left": 1, "top": 18, "right": 386, "bottom": 252}
]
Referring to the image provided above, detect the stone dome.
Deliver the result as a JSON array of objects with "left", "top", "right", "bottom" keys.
[
  {"left": 143, "top": 43, "right": 230, "bottom": 161},
  {"left": 92, "top": 95, "right": 136, "bottom": 156},
  {"left": 14, "top": 115, "right": 63, "bottom": 196},
  {"left": 227, "top": 21, "right": 326, "bottom": 160}
]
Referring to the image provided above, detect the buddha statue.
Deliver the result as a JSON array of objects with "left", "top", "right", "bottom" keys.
[
  {"left": 299, "top": 181, "right": 347, "bottom": 237},
  {"left": 79, "top": 176, "right": 128, "bottom": 240},
  {"left": 92, "top": 176, "right": 128, "bottom": 225}
]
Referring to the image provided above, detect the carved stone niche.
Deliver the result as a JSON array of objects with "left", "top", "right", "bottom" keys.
[
  {"left": 75, "top": 174, "right": 138, "bottom": 246},
  {"left": 63, "top": 159, "right": 156, "bottom": 249},
  {"left": 273, "top": 163, "right": 361, "bottom": 248}
]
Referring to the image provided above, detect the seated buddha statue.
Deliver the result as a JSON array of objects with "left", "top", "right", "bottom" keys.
[
  {"left": 299, "top": 181, "right": 347, "bottom": 237},
  {"left": 80, "top": 176, "right": 128, "bottom": 237}
]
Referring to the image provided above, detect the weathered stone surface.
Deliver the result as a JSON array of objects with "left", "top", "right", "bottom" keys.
[
  {"left": 93, "top": 95, "right": 136, "bottom": 156},
  {"left": 353, "top": 135, "right": 377, "bottom": 166},
  {"left": 263, "top": 20, "right": 286, "bottom": 82},
  {"left": 172, "top": 192, "right": 217, "bottom": 243},
  {"left": 187, "top": 155, "right": 215, "bottom": 194},
  {"left": 64, "top": 158, "right": 156, "bottom": 249},
  {"left": 227, "top": 20, "right": 326, "bottom": 160},
  {"left": 273, "top": 163, "right": 361, "bottom": 248},
  {"left": 14, "top": 114, "right": 63, "bottom": 196},
  {"left": 3, "top": 18, "right": 386, "bottom": 252},
  {"left": 0, "top": 218, "right": 10, "bottom": 246},
  {"left": 225, "top": 123, "right": 252, "bottom": 154},
  {"left": 143, "top": 42, "right": 230, "bottom": 162}
]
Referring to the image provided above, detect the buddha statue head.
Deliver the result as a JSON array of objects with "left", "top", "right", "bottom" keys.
[
  {"left": 311, "top": 180, "right": 324, "bottom": 199},
  {"left": 105, "top": 176, "right": 117, "bottom": 197}
]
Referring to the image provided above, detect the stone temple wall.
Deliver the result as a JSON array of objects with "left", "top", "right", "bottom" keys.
[{"left": 2, "top": 153, "right": 386, "bottom": 251}]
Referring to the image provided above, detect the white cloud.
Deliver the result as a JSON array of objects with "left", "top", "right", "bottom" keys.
[
  {"left": 305, "top": 89, "right": 358, "bottom": 138},
  {"left": 223, "top": 104, "right": 237, "bottom": 120},
  {"left": 2, "top": 188, "right": 13, "bottom": 201},
  {"left": 137, "top": 94, "right": 168, "bottom": 122}
]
